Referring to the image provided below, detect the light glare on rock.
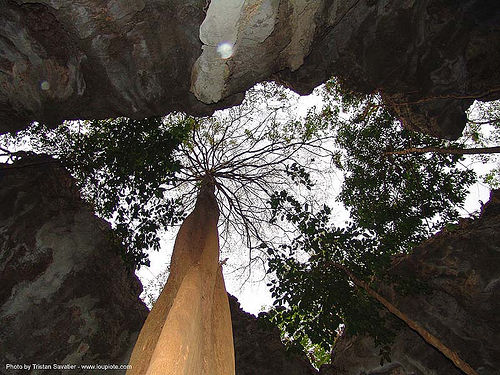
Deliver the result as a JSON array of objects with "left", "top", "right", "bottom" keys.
[
  {"left": 40, "top": 81, "right": 50, "bottom": 91},
  {"left": 217, "top": 42, "right": 233, "bottom": 59}
]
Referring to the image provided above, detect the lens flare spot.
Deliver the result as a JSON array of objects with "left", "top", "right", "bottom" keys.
[
  {"left": 216, "top": 42, "right": 233, "bottom": 59},
  {"left": 40, "top": 81, "right": 50, "bottom": 91}
]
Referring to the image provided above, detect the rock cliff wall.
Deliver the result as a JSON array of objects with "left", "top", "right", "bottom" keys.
[
  {"left": 1, "top": 0, "right": 499, "bottom": 138},
  {"left": 322, "top": 190, "right": 500, "bottom": 375},
  {"left": 229, "top": 295, "right": 317, "bottom": 375},
  {"left": 0, "top": 156, "right": 149, "bottom": 374}
]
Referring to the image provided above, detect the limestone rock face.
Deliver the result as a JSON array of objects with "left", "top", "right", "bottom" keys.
[
  {"left": 0, "top": 155, "right": 149, "bottom": 373},
  {"left": 229, "top": 295, "right": 318, "bottom": 375},
  {"left": 1, "top": 1, "right": 499, "bottom": 138},
  {"left": 0, "top": 0, "right": 241, "bottom": 133},
  {"left": 322, "top": 190, "right": 500, "bottom": 375},
  {"left": 278, "top": 0, "right": 500, "bottom": 139}
]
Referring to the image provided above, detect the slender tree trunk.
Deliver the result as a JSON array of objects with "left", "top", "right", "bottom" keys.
[
  {"left": 384, "top": 146, "right": 500, "bottom": 156},
  {"left": 330, "top": 262, "right": 479, "bottom": 375},
  {"left": 127, "top": 178, "right": 235, "bottom": 375}
]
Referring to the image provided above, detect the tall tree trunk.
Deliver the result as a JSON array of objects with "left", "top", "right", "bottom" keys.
[
  {"left": 384, "top": 146, "right": 500, "bottom": 156},
  {"left": 331, "top": 262, "right": 479, "bottom": 375},
  {"left": 127, "top": 179, "right": 235, "bottom": 375}
]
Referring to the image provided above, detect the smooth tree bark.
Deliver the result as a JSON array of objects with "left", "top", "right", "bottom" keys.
[
  {"left": 330, "top": 262, "right": 479, "bottom": 375},
  {"left": 384, "top": 146, "right": 500, "bottom": 156},
  {"left": 127, "top": 177, "right": 235, "bottom": 375}
]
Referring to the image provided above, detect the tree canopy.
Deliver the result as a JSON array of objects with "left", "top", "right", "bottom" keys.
[
  {"left": 261, "top": 80, "right": 490, "bottom": 367},
  {"left": 0, "top": 84, "right": 333, "bottom": 272},
  {"left": 327, "top": 80, "right": 476, "bottom": 255}
]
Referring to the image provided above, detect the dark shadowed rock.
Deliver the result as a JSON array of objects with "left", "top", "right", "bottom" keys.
[
  {"left": 278, "top": 0, "right": 500, "bottom": 139},
  {"left": 1, "top": 1, "right": 499, "bottom": 138},
  {"left": 229, "top": 295, "right": 318, "bottom": 375},
  {"left": 0, "top": 0, "right": 243, "bottom": 133},
  {"left": 0, "top": 155, "right": 149, "bottom": 374},
  {"left": 322, "top": 190, "right": 500, "bottom": 375}
]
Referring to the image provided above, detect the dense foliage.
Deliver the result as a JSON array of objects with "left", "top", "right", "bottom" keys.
[
  {"left": 328, "top": 82, "right": 476, "bottom": 254},
  {"left": 2, "top": 116, "right": 192, "bottom": 267},
  {"left": 262, "top": 79, "right": 478, "bottom": 365},
  {"left": 264, "top": 193, "right": 400, "bottom": 366},
  {"left": 0, "top": 84, "right": 331, "bottom": 271}
]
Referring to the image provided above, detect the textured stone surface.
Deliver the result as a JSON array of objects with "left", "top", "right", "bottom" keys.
[
  {"left": 0, "top": 155, "right": 149, "bottom": 374},
  {"left": 229, "top": 295, "right": 318, "bottom": 375},
  {"left": 276, "top": 0, "right": 500, "bottom": 139},
  {"left": 0, "top": 0, "right": 242, "bottom": 133},
  {"left": 323, "top": 190, "right": 500, "bottom": 375},
  {"left": 1, "top": 0, "right": 499, "bottom": 138}
]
